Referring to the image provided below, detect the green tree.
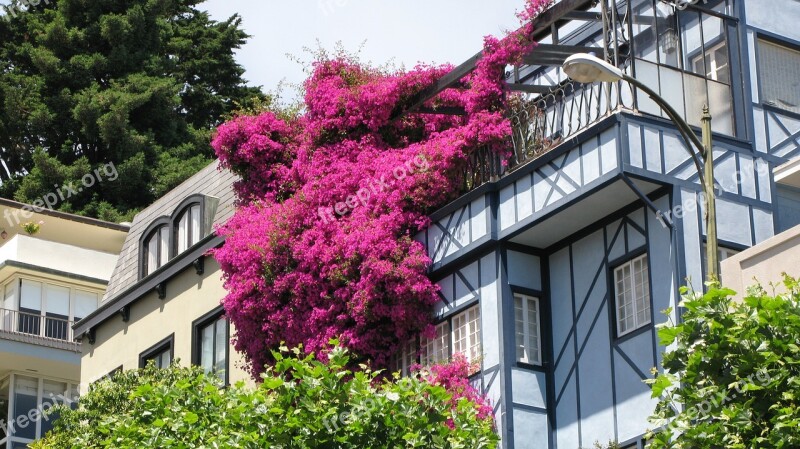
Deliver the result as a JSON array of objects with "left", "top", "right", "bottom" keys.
[
  {"left": 34, "top": 344, "right": 499, "bottom": 449},
  {"left": 646, "top": 276, "right": 800, "bottom": 449},
  {"left": 0, "top": 0, "right": 264, "bottom": 221}
]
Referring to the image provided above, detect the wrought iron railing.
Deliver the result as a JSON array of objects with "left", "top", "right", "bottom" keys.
[
  {"left": 0, "top": 308, "right": 75, "bottom": 342},
  {"left": 461, "top": 79, "right": 630, "bottom": 192}
]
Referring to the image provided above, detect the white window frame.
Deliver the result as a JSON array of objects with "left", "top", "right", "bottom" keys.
[
  {"left": 144, "top": 226, "right": 169, "bottom": 276},
  {"left": 514, "top": 294, "right": 542, "bottom": 365},
  {"left": 176, "top": 204, "right": 202, "bottom": 254},
  {"left": 422, "top": 321, "right": 450, "bottom": 366},
  {"left": 452, "top": 305, "right": 481, "bottom": 363},
  {"left": 2, "top": 372, "right": 78, "bottom": 447},
  {"left": 613, "top": 254, "right": 652, "bottom": 337},
  {"left": 692, "top": 40, "right": 729, "bottom": 82}
]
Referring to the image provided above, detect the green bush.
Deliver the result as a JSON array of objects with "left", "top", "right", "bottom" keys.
[
  {"left": 34, "top": 344, "right": 498, "bottom": 449},
  {"left": 646, "top": 276, "right": 800, "bottom": 449}
]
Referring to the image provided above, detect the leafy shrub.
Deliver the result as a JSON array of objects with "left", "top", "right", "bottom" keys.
[
  {"left": 34, "top": 344, "right": 498, "bottom": 449},
  {"left": 646, "top": 276, "right": 800, "bottom": 449}
]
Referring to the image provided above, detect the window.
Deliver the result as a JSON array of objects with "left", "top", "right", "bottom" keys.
[
  {"left": 758, "top": 39, "right": 800, "bottom": 114},
  {"left": 73, "top": 290, "right": 99, "bottom": 322},
  {"left": 614, "top": 254, "right": 652, "bottom": 337},
  {"left": 143, "top": 225, "right": 170, "bottom": 276},
  {"left": 631, "top": 0, "right": 737, "bottom": 135},
  {"left": 139, "top": 335, "right": 174, "bottom": 369},
  {"left": 452, "top": 305, "right": 481, "bottom": 363},
  {"left": 193, "top": 310, "right": 229, "bottom": 384},
  {"left": 422, "top": 322, "right": 450, "bottom": 366},
  {"left": 515, "top": 294, "right": 542, "bottom": 365},
  {"left": 692, "top": 41, "right": 730, "bottom": 83},
  {"left": 392, "top": 339, "right": 418, "bottom": 376},
  {"left": 2, "top": 375, "right": 79, "bottom": 447},
  {"left": 175, "top": 204, "right": 202, "bottom": 254},
  {"left": 11, "top": 280, "right": 93, "bottom": 341}
]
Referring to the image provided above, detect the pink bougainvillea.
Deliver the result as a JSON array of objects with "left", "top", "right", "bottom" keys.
[
  {"left": 416, "top": 354, "right": 495, "bottom": 423},
  {"left": 212, "top": 0, "right": 553, "bottom": 379}
]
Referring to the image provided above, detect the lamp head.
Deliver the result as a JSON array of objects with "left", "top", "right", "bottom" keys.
[{"left": 563, "top": 53, "right": 624, "bottom": 83}]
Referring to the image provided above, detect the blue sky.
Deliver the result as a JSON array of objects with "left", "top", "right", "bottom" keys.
[{"left": 202, "top": 1, "right": 523, "bottom": 98}]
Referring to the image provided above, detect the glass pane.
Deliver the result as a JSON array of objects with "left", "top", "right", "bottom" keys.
[
  {"left": 13, "top": 376, "right": 38, "bottom": 440},
  {"left": 147, "top": 236, "right": 158, "bottom": 275},
  {"left": 1, "top": 376, "right": 9, "bottom": 437},
  {"left": 73, "top": 291, "right": 98, "bottom": 321},
  {"left": 708, "top": 80, "right": 734, "bottom": 135},
  {"left": 634, "top": 60, "right": 662, "bottom": 117},
  {"left": 758, "top": 40, "right": 800, "bottom": 114},
  {"left": 201, "top": 324, "right": 214, "bottom": 373},
  {"left": 632, "top": 0, "right": 658, "bottom": 63},
  {"left": 159, "top": 350, "right": 171, "bottom": 368},
  {"left": 214, "top": 317, "right": 227, "bottom": 378},
  {"left": 655, "top": 3, "right": 679, "bottom": 67},
  {"left": 44, "top": 285, "right": 69, "bottom": 318},
  {"left": 40, "top": 381, "right": 67, "bottom": 437},
  {"left": 159, "top": 228, "right": 169, "bottom": 266},
  {"left": 659, "top": 66, "right": 686, "bottom": 121},
  {"left": 680, "top": 10, "right": 704, "bottom": 74},
  {"left": 20, "top": 280, "right": 41, "bottom": 312},
  {"left": 683, "top": 72, "right": 709, "bottom": 128},
  {"left": 177, "top": 213, "right": 188, "bottom": 254},
  {"left": 190, "top": 205, "right": 201, "bottom": 246}
]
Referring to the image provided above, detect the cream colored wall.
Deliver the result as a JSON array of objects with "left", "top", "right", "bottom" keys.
[
  {"left": 79, "top": 258, "right": 252, "bottom": 391},
  {"left": 721, "top": 224, "right": 800, "bottom": 298},
  {"left": 0, "top": 234, "right": 120, "bottom": 280}
]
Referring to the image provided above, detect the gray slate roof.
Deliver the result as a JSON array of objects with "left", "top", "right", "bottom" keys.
[{"left": 102, "top": 161, "right": 237, "bottom": 301}]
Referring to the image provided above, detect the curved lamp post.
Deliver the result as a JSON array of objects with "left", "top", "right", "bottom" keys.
[{"left": 563, "top": 53, "right": 719, "bottom": 282}]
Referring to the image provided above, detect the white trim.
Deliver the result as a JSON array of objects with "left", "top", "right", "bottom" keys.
[
  {"left": 614, "top": 254, "right": 651, "bottom": 337},
  {"left": 514, "top": 294, "right": 543, "bottom": 365}
]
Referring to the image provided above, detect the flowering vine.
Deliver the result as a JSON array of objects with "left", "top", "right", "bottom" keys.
[{"left": 212, "top": 0, "right": 553, "bottom": 380}]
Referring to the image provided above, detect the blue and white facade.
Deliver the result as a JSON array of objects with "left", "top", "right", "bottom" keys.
[{"left": 414, "top": 0, "right": 800, "bottom": 447}]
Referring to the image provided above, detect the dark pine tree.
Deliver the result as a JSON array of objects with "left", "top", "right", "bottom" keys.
[{"left": 0, "top": 0, "right": 264, "bottom": 221}]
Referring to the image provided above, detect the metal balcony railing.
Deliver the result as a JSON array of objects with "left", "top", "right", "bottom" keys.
[
  {"left": 0, "top": 308, "right": 75, "bottom": 342},
  {"left": 461, "top": 79, "right": 629, "bottom": 192}
]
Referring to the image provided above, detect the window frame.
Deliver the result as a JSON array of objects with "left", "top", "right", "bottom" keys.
[
  {"left": 514, "top": 293, "right": 543, "bottom": 366},
  {"left": 191, "top": 307, "right": 230, "bottom": 386},
  {"left": 451, "top": 304, "right": 482, "bottom": 364},
  {"left": 139, "top": 217, "right": 171, "bottom": 279},
  {"left": 756, "top": 35, "right": 800, "bottom": 115},
  {"left": 139, "top": 334, "right": 175, "bottom": 369},
  {"left": 171, "top": 195, "right": 207, "bottom": 257},
  {"left": 611, "top": 253, "right": 652, "bottom": 339}
]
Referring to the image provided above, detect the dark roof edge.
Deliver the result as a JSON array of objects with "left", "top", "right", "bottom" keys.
[
  {"left": 74, "top": 234, "right": 225, "bottom": 336},
  {"left": 0, "top": 197, "right": 130, "bottom": 231},
  {"left": 0, "top": 260, "right": 110, "bottom": 285}
]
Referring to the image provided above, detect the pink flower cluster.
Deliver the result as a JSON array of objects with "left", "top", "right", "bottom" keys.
[
  {"left": 417, "top": 354, "right": 495, "bottom": 423},
  {"left": 211, "top": 0, "right": 553, "bottom": 383}
]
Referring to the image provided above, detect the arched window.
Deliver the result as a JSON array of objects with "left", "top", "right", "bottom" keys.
[
  {"left": 175, "top": 203, "right": 202, "bottom": 254},
  {"left": 143, "top": 224, "right": 170, "bottom": 277}
]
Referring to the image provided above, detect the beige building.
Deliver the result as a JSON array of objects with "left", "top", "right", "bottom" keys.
[
  {"left": 0, "top": 199, "right": 126, "bottom": 449},
  {"left": 75, "top": 162, "right": 251, "bottom": 391},
  {"left": 722, "top": 157, "right": 800, "bottom": 296}
]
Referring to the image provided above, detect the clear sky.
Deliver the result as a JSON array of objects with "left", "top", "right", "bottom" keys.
[{"left": 201, "top": 0, "right": 524, "bottom": 98}]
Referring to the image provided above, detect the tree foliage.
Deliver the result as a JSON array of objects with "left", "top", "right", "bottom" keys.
[
  {"left": 33, "top": 344, "right": 498, "bottom": 449},
  {"left": 646, "top": 276, "right": 800, "bottom": 448},
  {"left": 211, "top": 0, "right": 554, "bottom": 377},
  {"left": 0, "top": 0, "right": 263, "bottom": 221}
]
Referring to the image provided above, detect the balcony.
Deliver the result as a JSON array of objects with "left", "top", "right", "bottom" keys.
[
  {"left": 452, "top": 0, "right": 740, "bottom": 194},
  {"left": 0, "top": 308, "right": 79, "bottom": 351}
]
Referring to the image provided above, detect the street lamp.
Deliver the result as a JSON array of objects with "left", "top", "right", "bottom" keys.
[{"left": 563, "top": 53, "right": 719, "bottom": 282}]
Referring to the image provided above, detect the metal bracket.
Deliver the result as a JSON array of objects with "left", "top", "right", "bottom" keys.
[
  {"left": 155, "top": 283, "right": 167, "bottom": 300},
  {"left": 193, "top": 257, "right": 205, "bottom": 276}
]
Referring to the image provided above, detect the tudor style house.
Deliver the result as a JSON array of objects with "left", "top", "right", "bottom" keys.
[
  {"left": 0, "top": 199, "right": 126, "bottom": 449},
  {"left": 74, "top": 162, "right": 251, "bottom": 389},
  {"left": 392, "top": 0, "right": 800, "bottom": 448}
]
